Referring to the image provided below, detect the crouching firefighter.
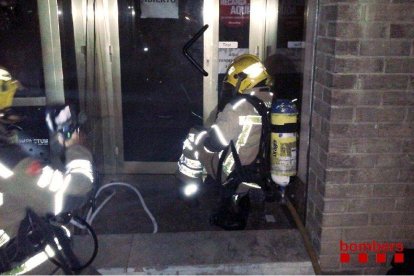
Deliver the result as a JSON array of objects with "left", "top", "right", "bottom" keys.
[
  {"left": 0, "top": 68, "right": 95, "bottom": 274},
  {"left": 177, "top": 54, "right": 275, "bottom": 230}
]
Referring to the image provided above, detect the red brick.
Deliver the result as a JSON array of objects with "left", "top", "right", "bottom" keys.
[
  {"left": 350, "top": 168, "right": 399, "bottom": 183},
  {"left": 359, "top": 75, "right": 409, "bottom": 90},
  {"left": 360, "top": 41, "right": 411, "bottom": 57},
  {"left": 324, "top": 184, "right": 372, "bottom": 198},
  {"left": 334, "top": 58, "right": 384, "bottom": 73},
  {"left": 353, "top": 139, "right": 402, "bottom": 153},
  {"left": 366, "top": 4, "right": 414, "bottom": 21}
]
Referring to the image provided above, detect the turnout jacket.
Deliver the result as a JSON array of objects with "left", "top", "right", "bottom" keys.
[
  {"left": 178, "top": 86, "right": 273, "bottom": 183},
  {"left": 0, "top": 143, "right": 93, "bottom": 247}
]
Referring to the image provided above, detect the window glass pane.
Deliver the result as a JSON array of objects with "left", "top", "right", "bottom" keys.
[
  {"left": 0, "top": 0, "right": 45, "bottom": 97},
  {"left": 118, "top": 0, "right": 204, "bottom": 162}
]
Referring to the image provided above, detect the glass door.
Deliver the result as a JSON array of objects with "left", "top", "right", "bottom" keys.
[{"left": 113, "top": 0, "right": 208, "bottom": 173}]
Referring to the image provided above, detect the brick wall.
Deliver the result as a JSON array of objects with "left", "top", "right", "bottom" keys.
[{"left": 305, "top": 0, "right": 414, "bottom": 273}]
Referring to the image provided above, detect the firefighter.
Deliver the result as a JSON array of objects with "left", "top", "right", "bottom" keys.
[
  {"left": 177, "top": 54, "right": 274, "bottom": 230},
  {"left": 0, "top": 68, "right": 94, "bottom": 273}
]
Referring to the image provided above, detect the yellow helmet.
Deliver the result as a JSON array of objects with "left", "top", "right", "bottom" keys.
[
  {"left": 0, "top": 68, "right": 18, "bottom": 110},
  {"left": 224, "top": 54, "right": 269, "bottom": 94}
]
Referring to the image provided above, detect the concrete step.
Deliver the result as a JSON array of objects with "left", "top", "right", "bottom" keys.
[{"left": 72, "top": 229, "right": 314, "bottom": 275}]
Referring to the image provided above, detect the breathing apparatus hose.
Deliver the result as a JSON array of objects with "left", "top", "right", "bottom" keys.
[
  {"left": 285, "top": 197, "right": 322, "bottom": 275},
  {"left": 49, "top": 216, "right": 98, "bottom": 273}
]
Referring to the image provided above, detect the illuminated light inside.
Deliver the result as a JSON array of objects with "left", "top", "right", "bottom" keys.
[
  {"left": 195, "top": 131, "right": 207, "bottom": 145},
  {"left": 250, "top": 91, "right": 256, "bottom": 96},
  {"left": 270, "top": 92, "right": 274, "bottom": 97},
  {"left": 194, "top": 151, "right": 199, "bottom": 160},
  {"left": 211, "top": 124, "right": 228, "bottom": 146},
  {"left": 185, "top": 16, "right": 190, "bottom": 20},
  {"left": 232, "top": 98, "right": 246, "bottom": 110},
  {"left": 243, "top": 62, "right": 264, "bottom": 78},
  {"left": 183, "top": 183, "right": 199, "bottom": 197},
  {"left": 292, "top": 98, "right": 298, "bottom": 102},
  {"left": 131, "top": 10, "right": 135, "bottom": 16},
  {"left": 37, "top": 166, "right": 54, "bottom": 188},
  {"left": 58, "top": 10, "right": 62, "bottom": 15},
  {"left": 0, "top": 192, "right": 3, "bottom": 207},
  {"left": 0, "top": 162, "right": 13, "bottom": 179},
  {"left": 0, "top": 230, "right": 10, "bottom": 247},
  {"left": 144, "top": 47, "right": 149, "bottom": 52}
]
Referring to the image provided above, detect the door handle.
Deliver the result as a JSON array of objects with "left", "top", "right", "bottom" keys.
[{"left": 183, "top": 24, "right": 209, "bottom": 77}]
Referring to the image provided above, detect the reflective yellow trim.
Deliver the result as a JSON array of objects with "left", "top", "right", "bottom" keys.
[
  {"left": 195, "top": 131, "right": 207, "bottom": 145},
  {"left": 37, "top": 166, "right": 54, "bottom": 188},
  {"left": 178, "top": 162, "right": 202, "bottom": 178},
  {"left": 180, "top": 155, "right": 203, "bottom": 169},
  {"left": 271, "top": 114, "right": 297, "bottom": 125},
  {"left": 0, "top": 81, "right": 18, "bottom": 110},
  {"left": 54, "top": 175, "right": 71, "bottom": 215},
  {"left": 241, "top": 182, "right": 261, "bottom": 189},
  {"left": 48, "top": 170, "right": 64, "bottom": 192},
  {"left": 232, "top": 98, "right": 246, "bottom": 110},
  {"left": 66, "top": 159, "right": 94, "bottom": 182},
  {"left": 211, "top": 124, "right": 228, "bottom": 146},
  {"left": 0, "top": 229, "right": 10, "bottom": 247},
  {"left": 0, "top": 162, "right": 13, "bottom": 179},
  {"left": 239, "top": 115, "right": 262, "bottom": 125}
]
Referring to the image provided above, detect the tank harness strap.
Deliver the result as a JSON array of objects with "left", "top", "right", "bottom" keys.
[
  {"left": 271, "top": 123, "right": 297, "bottom": 133},
  {"left": 239, "top": 94, "right": 271, "bottom": 174}
]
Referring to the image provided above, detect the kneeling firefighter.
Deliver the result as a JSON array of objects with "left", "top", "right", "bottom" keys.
[
  {"left": 177, "top": 54, "right": 275, "bottom": 230},
  {"left": 0, "top": 68, "right": 95, "bottom": 274}
]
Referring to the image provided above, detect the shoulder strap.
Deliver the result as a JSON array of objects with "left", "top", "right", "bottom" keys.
[
  {"left": 216, "top": 93, "right": 272, "bottom": 183},
  {"left": 239, "top": 94, "right": 271, "bottom": 168}
]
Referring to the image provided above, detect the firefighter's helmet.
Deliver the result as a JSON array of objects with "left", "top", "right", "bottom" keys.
[
  {"left": 0, "top": 68, "right": 18, "bottom": 110},
  {"left": 224, "top": 54, "right": 269, "bottom": 94}
]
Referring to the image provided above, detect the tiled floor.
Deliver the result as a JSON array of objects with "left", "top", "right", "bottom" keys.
[{"left": 89, "top": 174, "right": 296, "bottom": 234}]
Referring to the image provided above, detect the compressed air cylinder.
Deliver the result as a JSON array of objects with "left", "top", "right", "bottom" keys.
[{"left": 270, "top": 99, "right": 298, "bottom": 187}]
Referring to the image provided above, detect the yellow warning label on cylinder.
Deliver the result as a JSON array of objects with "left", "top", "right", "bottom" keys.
[
  {"left": 271, "top": 114, "right": 297, "bottom": 125},
  {"left": 270, "top": 133, "right": 297, "bottom": 176}
]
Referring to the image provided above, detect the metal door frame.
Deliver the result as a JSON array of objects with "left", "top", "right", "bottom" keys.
[{"left": 249, "top": 0, "right": 279, "bottom": 60}]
